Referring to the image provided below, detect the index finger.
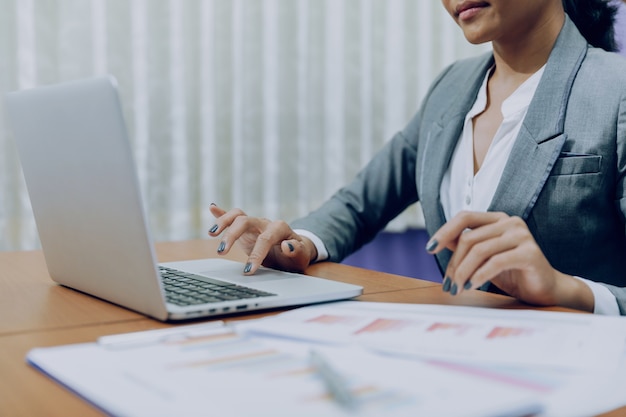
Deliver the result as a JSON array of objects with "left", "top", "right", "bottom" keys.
[
  {"left": 245, "top": 220, "right": 296, "bottom": 274},
  {"left": 425, "top": 211, "right": 508, "bottom": 254},
  {"left": 209, "top": 203, "right": 227, "bottom": 219},
  {"left": 208, "top": 206, "right": 246, "bottom": 236}
]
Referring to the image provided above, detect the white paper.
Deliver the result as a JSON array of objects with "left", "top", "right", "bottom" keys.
[
  {"left": 26, "top": 302, "right": 626, "bottom": 417},
  {"left": 235, "top": 301, "right": 626, "bottom": 372},
  {"left": 28, "top": 325, "right": 542, "bottom": 417}
]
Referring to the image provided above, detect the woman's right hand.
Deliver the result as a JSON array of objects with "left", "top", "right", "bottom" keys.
[{"left": 208, "top": 204, "right": 317, "bottom": 275}]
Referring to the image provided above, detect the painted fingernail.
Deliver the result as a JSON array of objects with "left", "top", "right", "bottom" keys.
[
  {"left": 425, "top": 239, "right": 438, "bottom": 252},
  {"left": 442, "top": 276, "right": 451, "bottom": 292},
  {"left": 450, "top": 283, "right": 458, "bottom": 296},
  {"left": 217, "top": 241, "right": 226, "bottom": 253},
  {"left": 209, "top": 224, "right": 219, "bottom": 233},
  {"left": 287, "top": 242, "right": 295, "bottom": 252},
  {"left": 243, "top": 263, "right": 252, "bottom": 273},
  {"left": 210, "top": 202, "right": 216, "bottom": 206},
  {"left": 464, "top": 281, "right": 473, "bottom": 290}
]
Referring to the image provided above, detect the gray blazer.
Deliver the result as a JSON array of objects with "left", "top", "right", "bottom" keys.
[{"left": 291, "top": 17, "right": 626, "bottom": 314}]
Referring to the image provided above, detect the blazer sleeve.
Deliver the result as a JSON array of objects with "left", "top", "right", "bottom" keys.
[
  {"left": 603, "top": 284, "right": 626, "bottom": 314},
  {"left": 290, "top": 126, "right": 420, "bottom": 263},
  {"left": 288, "top": 60, "right": 461, "bottom": 263}
]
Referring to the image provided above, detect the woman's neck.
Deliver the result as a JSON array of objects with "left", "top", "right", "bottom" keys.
[{"left": 492, "top": 10, "right": 565, "bottom": 80}]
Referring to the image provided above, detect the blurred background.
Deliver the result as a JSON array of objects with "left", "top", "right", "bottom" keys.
[{"left": 1, "top": 0, "right": 624, "bottom": 280}]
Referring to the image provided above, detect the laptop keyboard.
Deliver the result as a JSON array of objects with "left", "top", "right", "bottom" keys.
[{"left": 159, "top": 266, "right": 276, "bottom": 307}]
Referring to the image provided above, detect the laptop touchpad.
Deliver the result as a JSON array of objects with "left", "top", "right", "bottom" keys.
[{"left": 199, "top": 267, "right": 294, "bottom": 284}]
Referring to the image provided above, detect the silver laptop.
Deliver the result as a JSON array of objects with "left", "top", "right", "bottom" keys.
[{"left": 5, "top": 76, "right": 362, "bottom": 321}]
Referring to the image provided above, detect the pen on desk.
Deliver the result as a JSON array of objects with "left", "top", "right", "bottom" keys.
[{"left": 309, "top": 349, "right": 357, "bottom": 411}]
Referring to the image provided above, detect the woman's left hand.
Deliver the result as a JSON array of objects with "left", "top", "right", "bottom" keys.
[{"left": 426, "top": 211, "right": 594, "bottom": 311}]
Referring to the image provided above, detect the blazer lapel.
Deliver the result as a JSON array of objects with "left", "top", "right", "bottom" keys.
[
  {"left": 421, "top": 114, "right": 472, "bottom": 271},
  {"left": 488, "top": 17, "right": 588, "bottom": 218},
  {"left": 420, "top": 56, "right": 493, "bottom": 237}
]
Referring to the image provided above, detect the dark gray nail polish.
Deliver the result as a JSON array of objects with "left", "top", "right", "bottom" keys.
[
  {"left": 425, "top": 239, "right": 438, "bottom": 252},
  {"left": 244, "top": 263, "right": 252, "bottom": 273},
  {"left": 209, "top": 224, "right": 219, "bottom": 233},
  {"left": 442, "top": 276, "right": 451, "bottom": 292},
  {"left": 450, "top": 283, "right": 458, "bottom": 296},
  {"left": 287, "top": 242, "right": 295, "bottom": 252},
  {"left": 464, "top": 281, "right": 472, "bottom": 290},
  {"left": 217, "top": 241, "right": 226, "bottom": 253}
]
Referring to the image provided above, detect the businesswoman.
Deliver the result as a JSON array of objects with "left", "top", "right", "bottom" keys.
[{"left": 208, "top": 0, "right": 626, "bottom": 315}]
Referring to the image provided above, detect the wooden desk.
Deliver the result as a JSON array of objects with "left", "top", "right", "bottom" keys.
[{"left": 0, "top": 239, "right": 624, "bottom": 416}]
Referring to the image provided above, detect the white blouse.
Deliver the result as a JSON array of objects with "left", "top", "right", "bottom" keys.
[
  {"left": 440, "top": 66, "right": 544, "bottom": 220},
  {"left": 440, "top": 65, "right": 618, "bottom": 315}
]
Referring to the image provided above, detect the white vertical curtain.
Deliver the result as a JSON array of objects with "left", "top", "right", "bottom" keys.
[{"left": 0, "top": 0, "right": 490, "bottom": 251}]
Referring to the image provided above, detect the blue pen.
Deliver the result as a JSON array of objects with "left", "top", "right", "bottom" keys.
[{"left": 310, "top": 349, "right": 358, "bottom": 411}]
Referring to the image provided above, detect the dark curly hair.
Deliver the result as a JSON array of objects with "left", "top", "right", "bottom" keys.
[{"left": 563, "top": 0, "right": 621, "bottom": 52}]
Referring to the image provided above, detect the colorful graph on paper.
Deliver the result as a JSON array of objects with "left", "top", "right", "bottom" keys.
[
  {"left": 354, "top": 318, "right": 416, "bottom": 335},
  {"left": 157, "top": 330, "right": 417, "bottom": 411},
  {"left": 233, "top": 301, "right": 625, "bottom": 371},
  {"left": 486, "top": 326, "right": 535, "bottom": 340},
  {"left": 305, "top": 314, "right": 361, "bottom": 326}
]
